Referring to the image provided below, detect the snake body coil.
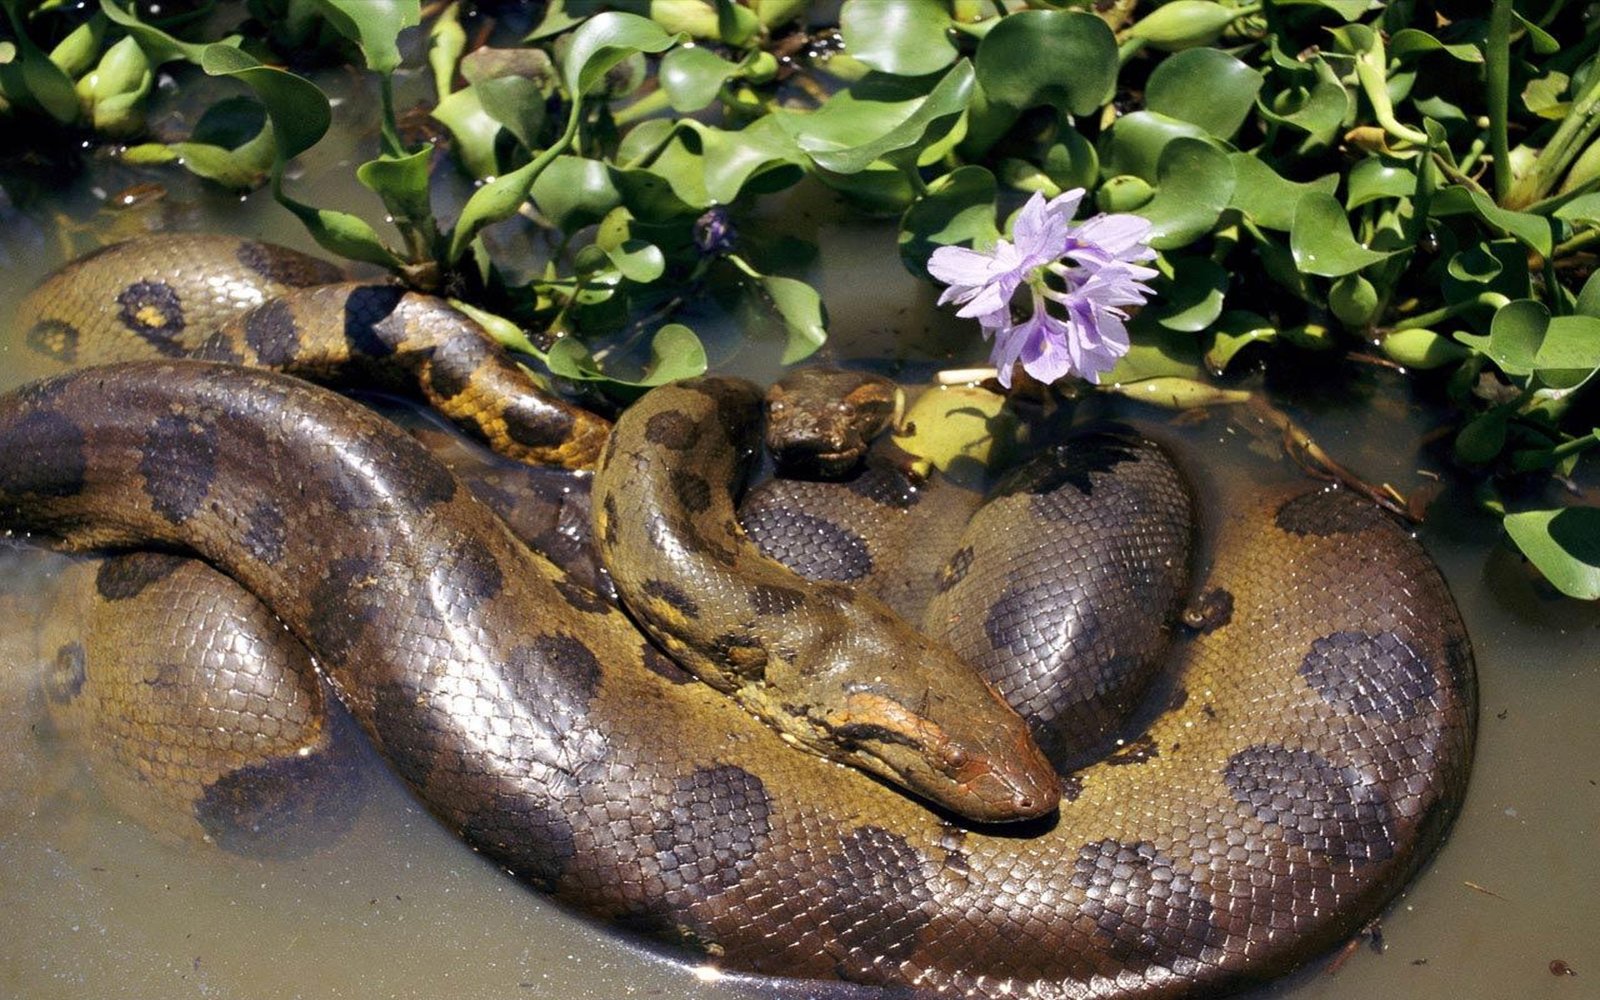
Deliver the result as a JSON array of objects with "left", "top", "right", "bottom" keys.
[{"left": 0, "top": 238, "right": 1477, "bottom": 999}]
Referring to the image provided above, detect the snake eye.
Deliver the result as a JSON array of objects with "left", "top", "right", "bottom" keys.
[{"left": 941, "top": 745, "right": 967, "bottom": 770}]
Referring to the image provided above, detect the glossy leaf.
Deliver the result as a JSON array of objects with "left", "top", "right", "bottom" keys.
[
  {"left": 200, "top": 45, "right": 329, "bottom": 161},
  {"left": 1503, "top": 507, "right": 1600, "bottom": 600},
  {"left": 840, "top": 0, "right": 958, "bottom": 77},
  {"left": 530, "top": 156, "right": 622, "bottom": 231},
  {"left": 1204, "top": 310, "right": 1277, "bottom": 373},
  {"left": 356, "top": 147, "right": 434, "bottom": 229},
  {"left": 1228, "top": 155, "right": 1337, "bottom": 230},
  {"left": 1101, "top": 111, "right": 1213, "bottom": 184},
  {"left": 1389, "top": 28, "right": 1482, "bottom": 63},
  {"left": 561, "top": 11, "right": 679, "bottom": 98},
  {"left": 308, "top": 0, "right": 420, "bottom": 75},
  {"left": 730, "top": 254, "right": 827, "bottom": 363},
  {"left": 659, "top": 44, "right": 737, "bottom": 112},
  {"left": 1155, "top": 256, "right": 1228, "bottom": 332},
  {"left": 1432, "top": 185, "right": 1554, "bottom": 258},
  {"left": 1139, "top": 138, "right": 1236, "bottom": 249},
  {"left": 776, "top": 61, "right": 974, "bottom": 175},
  {"left": 1126, "top": 1, "right": 1238, "bottom": 52},
  {"left": 476, "top": 74, "right": 547, "bottom": 149},
  {"left": 898, "top": 164, "right": 999, "bottom": 276},
  {"left": 100, "top": 0, "right": 241, "bottom": 65},
  {"left": 604, "top": 239, "right": 665, "bottom": 283},
  {"left": 1145, "top": 48, "right": 1261, "bottom": 140},
  {"left": 546, "top": 323, "right": 708, "bottom": 387},
  {"left": 1289, "top": 192, "right": 1400, "bottom": 277},
  {"left": 431, "top": 86, "right": 501, "bottom": 179},
  {"left": 1346, "top": 156, "right": 1416, "bottom": 208},
  {"left": 975, "top": 10, "right": 1115, "bottom": 116},
  {"left": 1454, "top": 299, "right": 1547, "bottom": 378},
  {"left": 1257, "top": 55, "right": 1349, "bottom": 149},
  {"left": 0, "top": 4, "right": 79, "bottom": 122}
]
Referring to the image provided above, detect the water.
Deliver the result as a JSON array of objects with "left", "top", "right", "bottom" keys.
[{"left": 1, "top": 104, "right": 1596, "bottom": 1000}]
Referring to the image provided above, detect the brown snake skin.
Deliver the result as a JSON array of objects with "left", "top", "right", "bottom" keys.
[{"left": 0, "top": 238, "right": 1476, "bottom": 998}]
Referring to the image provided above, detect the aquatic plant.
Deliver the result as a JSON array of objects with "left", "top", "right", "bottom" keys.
[{"left": 1, "top": 0, "right": 1597, "bottom": 598}]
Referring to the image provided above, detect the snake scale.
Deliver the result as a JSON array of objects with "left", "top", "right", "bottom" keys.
[{"left": 0, "top": 235, "right": 1476, "bottom": 999}]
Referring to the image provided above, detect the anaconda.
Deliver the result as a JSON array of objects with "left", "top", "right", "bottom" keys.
[{"left": 0, "top": 236, "right": 1476, "bottom": 999}]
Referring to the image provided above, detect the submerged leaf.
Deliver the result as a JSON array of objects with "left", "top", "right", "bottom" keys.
[{"left": 1503, "top": 507, "right": 1600, "bottom": 600}]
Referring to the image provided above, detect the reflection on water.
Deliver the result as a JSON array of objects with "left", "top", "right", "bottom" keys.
[{"left": 1, "top": 131, "right": 1596, "bottom": 1000}]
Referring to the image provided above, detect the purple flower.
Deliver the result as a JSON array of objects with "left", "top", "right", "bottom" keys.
[{"left": 927, "top": 190, "right": 1157, "bottom": 387}]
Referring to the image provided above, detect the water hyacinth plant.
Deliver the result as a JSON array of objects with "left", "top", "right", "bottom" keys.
[{"left": 0, "top": 0, "right": 1598, "bottom": 598}]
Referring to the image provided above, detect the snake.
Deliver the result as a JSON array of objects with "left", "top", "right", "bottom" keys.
[{"left": 0, "top": 236, "right": 1477, "bottom": 999}]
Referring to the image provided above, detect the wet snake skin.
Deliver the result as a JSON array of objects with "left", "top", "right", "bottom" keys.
[{"left": 0, "top": 237, "right": 1477, "bottom": 998}]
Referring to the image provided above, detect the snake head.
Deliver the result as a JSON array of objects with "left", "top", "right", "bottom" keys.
[
  {"left": 819, "top": 682, "right": 1061, "bottom": 824},
  {"left": 765, "top": 370, "right": 900, "bottom": 479}
]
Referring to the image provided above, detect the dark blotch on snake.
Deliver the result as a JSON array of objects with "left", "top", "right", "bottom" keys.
[
  {"left": 1070, "top": 839, "right": 1220, "bottom": 970},
  {"left": 846, "top": 467, "right": 920, "bottom": 509},
  {"left": 452, "top": 537, "right": 505, "bottom": 601},
  {"left": 670, "top": 469, "right": 713, "bottom": 513},
  {"left": 426, "top": 332, "right": 489, "bottom": 401},
  {"left": 340, "top": 285, "right": 406, "bottom": 358},
  {"left": 742, "top": 507, "right": 874, "bottom": 582},
  {"left": 750, "top": 583, "right": 805, "bottom": 616},
  {"left": 553, "top": 577, "right": 612, "bottom": 615},
  {"left": 521, "top": 634, "right": 603, "bottom": 706},
  {"left": 640, "top": 641, "right": 694, "bottom": 684},
  {"left": 190, "top": 331, "right": 244, "bottom": 364},
  {"left": 1299, "top": 630, "right": 1438, "bottom": 724},
  {"left": 243, "top": 299, "right": 301, "bottom": 367},
  {"left": 643, "top": 410, "right": 699, "bottom": 450},
  {"left": 138, "top": 413, "right": 218, "bottom": 524},
  {"left": 95, "top": 552, "right": 187, "bottom": 601},
  {"left": 116, "top": 280, "right": 186, "bottom": 352},
  {"left": 653, "top": 765, "right": 773, "bottom": 896},
  {"left": 0, "top": 409, "right": 87, "bottom": 497},
  {"left": 641, "top": 578, "right": 700, "bottom": 617},
  {"left": 820, "top": 826, "right": 937, "bottom": 980},
  {"left": 236, "top": 240, "right": 342, "bottom": 286},
  {"left": 601, "top": 494, "right": 620, "bottom": 548},
  {"left": 47, "top": 641, "right": 87, "bottom": 704},
  {"left": 305, "top": 555, "right": 383, "bottom": 661},
  {"left": 194, "top": 749, "right": 358, "bottom": 857},
  {"left": 1224, "top": 745, "right": 1396, "bottom": 864},
  {"left": 242, "top": 501, "right": 287, "bottom": 562},
  {"left": 502, "top": 395, "right": 575, "bottom": 450},
  {"left": 24, "top": 319, "right": 80, "bottom": 363},
  {"left": 462, "top": 797, "right": 578, "bottom": 891}
]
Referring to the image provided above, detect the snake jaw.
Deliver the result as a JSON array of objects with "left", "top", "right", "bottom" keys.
[{"left": 825, "top": 690, "right": 1060, "bottom": 823}]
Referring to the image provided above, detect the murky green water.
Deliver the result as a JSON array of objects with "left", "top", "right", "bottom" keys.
[{"left": 1, "top": 93, "right": 1596, "bottom": 1000}]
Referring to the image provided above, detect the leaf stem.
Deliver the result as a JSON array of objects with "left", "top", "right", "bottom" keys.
[{"left": 1486, "top": 0, "right": 1512, "bottom": 203}]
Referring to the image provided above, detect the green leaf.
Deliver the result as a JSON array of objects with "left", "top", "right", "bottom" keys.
[
  {"left": 1432, "top": 185, "right": 1554, "bottom": 258},
  {"left": 1576, "top": 270, "right": 1600, "bottom": 318},
  {"left": 1522, "top": 70, "right": 1570, "bottom": 119},
  {"left": 1378, "top": 327, "right": 1469, "bottom": 369},
  {"left": 306, "top": 0, "right": 420, "bottom": 75},
  {"left": 1553, "top": 192, "right": 1600, "bottom": 227},
  {"left": 898, "top": 164, "right": 998, "bottom": 276},
  {"left": 1101, "top": 110, "right": 1212, "bottom": 184},
  {"left": 1454, "top": 407, "right": 1509, "bottom": 463},
  {"left": 1346, "top": 156, "right": 1417, "bottom": 209},
  {"left": 1204, "top": 310, "right": 1277, "bottom": 373},
  {"left": 1388, "top": 28, "right": 1483, "bottom": 63},
  {"left": 561, "top": 11, "right": 679, "bottom": 98},
  {"left": 100, "top": 0, "right": 241, "bottom": 66},
  {"left": 476, "top": 74, "right": 547, "bottom": 149},
  {"left": 729, "top": 254, "right": 827, "bottom": 363},
  {"left": 604, "top": 239, "right": 665, "bottom": 282},
  {"left": 975, "top": 10, "right": 1115, "bottom": 117},
  {"left": 1144, "top": 47, "right": 1261, "bottom": 140},
  {"left": 431, "top": 86, "right": 501, "bottom": 179},
  {"left": 200, "top": 45, "right": 329, "bottom": 161},
  {"left": 529, "top": 155, "right": 622, "bottom": 230},
  {"left": 1289, "top": 192, "right": 1401, "bottom": 277},
  {"left": 1138, "top": 138, "right": 1236, "bottom": 250},
  {"left": 356, "top": 147, "right": 434, "bottom": 228},
  {"left": 0, "top": 3, "right": 80, "bottom": 122},
  {"left": 775, "top": 61, "right": 974, "bottom": 175},
  {"left": 1155, "top": 256, "right": 1227, "bottom": 332},
  {"left": 1228, "top": 154, "right": 1337, "bottom": 230},
  {"left": 1273, "top": 0, "right": 1372, "bottom": 20},
  {"left": 1454, "top": 299, "right": 1547, "bottom": 378},
  {"left": 546, "top": 324, "right": 708, "bottom": 387},
  {"left": 1503, "top": 507, "right": 1600, "bottom": 600},
  {"left": 1108, "top": 321, "right": 1203, "bottom": 382},
  {"left": 1256, "top": 55, "right": 1350, "bottom": 150},
  {"left": 276, "top": 192, "right": 405, "bottom": 268},
  {"left": 659, "top": 44, "right": 738, "bottom": 112},
  {"left": 841, "top": 0, "right": 958, "bottom": 77},
  {"left": 1534, "top": 315, "right": 1600, "bottom": 390},
  {"left": 1127, "top": 1, "right": 1241, "bottom": 51}
]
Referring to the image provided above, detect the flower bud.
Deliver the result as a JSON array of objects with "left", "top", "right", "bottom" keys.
[
  {"left": 1379, "top": 328, "right": 1470, "bottom": 369},
  {"left": 1328, "top": 273, "right": 1379, "bottom": 328},
  {"left": 1097, "top": 175, "right": 1154, "bottom": 213},
  {"left": 1127, "top": 1, "right": 1238, "bottom": 52},
  {"left": 76, "top": 37, "right": 151, "bottom": 137}
]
